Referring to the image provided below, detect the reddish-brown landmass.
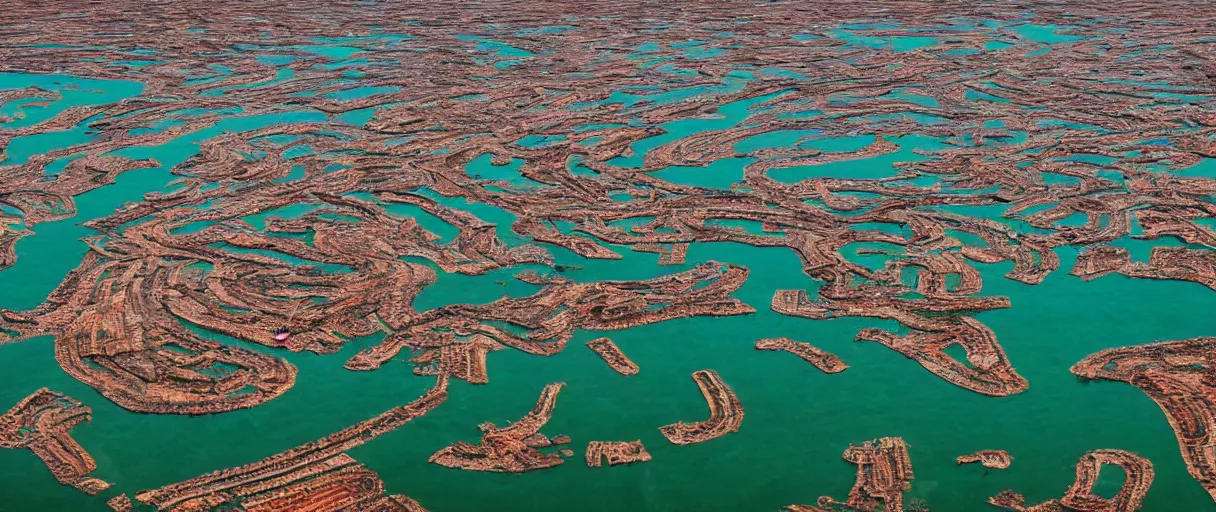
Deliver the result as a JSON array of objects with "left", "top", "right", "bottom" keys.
[
  {"left": 106, "top": 494, "right": 134, "bottom": 512},
  {"left": 790, "top": 437, "right": 915, "bottom": 512},
  {"left": 134, "top": 376, "right": 447, "bottom": 510},
  {"left": 857, "top": 317, "right": 1028, "bottom": 397},
  {"left": 1072, "top": 338, "right": 1216, "bottom": 500},
  {"left": 237, "top": 454, "right": 427, "bottom": 512},
  {"left": 989, "top": 449, "right": 1153, "bottom": 511},
  {"left": 410, "top": 334, "right": 502, "bottom": 384},
  {"left": 957, "top": 450, "right": 1012, "bottom": 469},
  {"left": 586, "top": 337, "right": 640, "bottom": 376},
  {"left": 633, "top": 243, "right": 689, "bottom": 265},
  {"left": 585, "top": 441, "right": 652, "bottom": 467},
  {"left": 1073, "top": 245, "right": 1216, "bottom": 291},
  {"left": 0, "top": 389, "right": 110, "bottom": 495},
  {"left": 660, "top": 370, "right": 744, "bottom": 445},
  {"left": 755, "top": 337, "right": 847, "bottom": 374},
  {"left": 429, "top": 382, "right": 569, "bottom": 473},
  {"left": 772, "top": 289, "right": 1012, "bottom": 333}
]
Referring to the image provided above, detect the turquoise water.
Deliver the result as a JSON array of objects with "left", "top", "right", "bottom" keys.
[
  {"left": 0, "top": 73, "right": 144, "bottom": 131},
  {"left": 2, "top": 17, "right": 1215, "bottom": 512},
  {"left": 827, "top": 29, "right": 939, "bottom": 52},
  {"left": 1010, "top": 23, "right": 1085, "bottom": 44}
]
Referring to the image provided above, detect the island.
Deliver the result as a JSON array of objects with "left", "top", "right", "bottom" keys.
[
  {"left": 0, "top": 389, "right": 110, "bottom": 495},
  {"left": 857, "top": 317, "right": 1028, "bottom": 397},
  {"left": 586, "top": 337, "right": 640, "bottom": 376},
  {"left": 956, "top": 450, "right": 1012, "bottom": 470},
  {"left": 586, "top": 441, "right": 652, "bottom": 467},
  {"left": 430, "top": 382, "right": 569, "bottom": 473},
  {"left": 989, "top": 449, "right": 1153, "bottom": 511},
  {"left": 134, "top": 376, "right": 448, "bottom": 510},
  {"left": 755, "top": 337, "right": 847, "bottom": 374},
  {"left": 1072, "top": 338, "right": 1216, "bottom": 500},
  {"left": 659, "top": 370, "right": 744, "bottom": 445},
  {"left": 789, "top": 437, "right": 914, "bottom": 512}
]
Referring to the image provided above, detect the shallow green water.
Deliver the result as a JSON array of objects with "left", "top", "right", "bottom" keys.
[{"left": 2, "top": 30, "right": 1215, "bottom": 512}]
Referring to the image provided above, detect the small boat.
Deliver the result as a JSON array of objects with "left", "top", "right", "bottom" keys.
[{"left": 273, "top": 328, "right": 291, "bottom": 343}]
